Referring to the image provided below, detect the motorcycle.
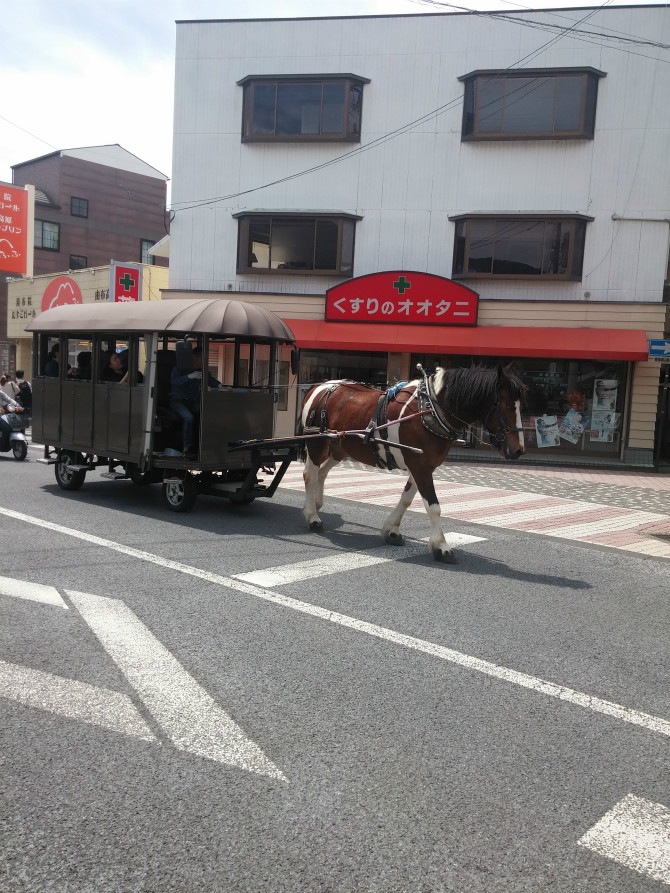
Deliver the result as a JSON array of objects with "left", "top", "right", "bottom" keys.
[{"left": 0, "top": 390, "right": 29, "bottom": 461}]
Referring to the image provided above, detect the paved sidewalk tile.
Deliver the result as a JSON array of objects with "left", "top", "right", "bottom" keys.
[{"left": 280, "top": 461, "right": 670, "bottom": 560}]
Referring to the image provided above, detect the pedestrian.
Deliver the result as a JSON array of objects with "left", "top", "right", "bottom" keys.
[
  {"left": 1, "top": 373, "right": 20, "bottom": 401},
  {"left": 15, "top": 370, "right": 32, "bottom": 415}
]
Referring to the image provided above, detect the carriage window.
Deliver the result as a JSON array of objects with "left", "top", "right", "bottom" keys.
[
  {"left": 67, "top": 338, "right": 92, "bottom": 382},
  {"left": 451, "top": 216, "right": 588, "bottom": 280},
  {"left": 236, "top": 214, "right": 357, "bottom": 276},
  {"left": 460, "top": 67, "right": 603, "bottom": 140},
  {"left": 97, "top": 336, "right": 130, "bottom": 384},
  {"left": 240, "top": 75, "right": 367, "bottom": 142},
  {"left": 37, "top": 335, "right": 63, "bottom": 378}
]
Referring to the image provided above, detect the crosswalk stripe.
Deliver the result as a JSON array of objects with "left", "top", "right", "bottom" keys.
[
  {"left": 0, "top": 659, "right": 156, "bottom": 741},
  {"left": 0, "top": 574, "right": 67, "bottom": 608},
  {"left": 578, "top": 794, "right": 670, "bottom": 884},
  {"left": 234, "top": 534, "right": 486, "bottom": 587},
  {"left": 67, "top": 590, "right": 286, "bottom": 780}
]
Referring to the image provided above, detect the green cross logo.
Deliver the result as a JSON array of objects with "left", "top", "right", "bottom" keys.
[
  {"left": 119, "top": 273, "right": 135, "bottom": 291},
  {"left": 393, "top": 275, "right": 411, "bottom": 295}
]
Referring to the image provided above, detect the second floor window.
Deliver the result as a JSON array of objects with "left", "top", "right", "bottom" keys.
[
  {"left": 69, "top": 255, "right": 87, "bottom": 270},
  {"left": 451, "top": 215, "right": 589, "bottom": 280},
  {"left": 71, "top": 196, "right": 89, "bottom": 217},
  {"left": 240, "top": 75, "right": 368, "bottom": 142},
  {"left": 34, "top": 220, "right": 60, "bottom": 251},
  {"left": 460, "top": 67, "right": 604, "bottom": 140},
  {"left": 236, "top": 214, "right": 358, "bottom": 276},
  {"left": 140, "top": 239, "right": 155, "bottom": 264}
]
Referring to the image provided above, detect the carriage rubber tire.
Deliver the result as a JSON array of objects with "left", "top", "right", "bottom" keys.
[
  {"left": 12, "top": 441, "right": 27, "bottom": 461},
  {"left": 55, "top": 451, "right": 86, "bottom": 491},
  {"left": 162, "top": 475, "right": 198, "bottom": 512}
]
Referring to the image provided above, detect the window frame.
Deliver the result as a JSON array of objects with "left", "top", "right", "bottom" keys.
[
  {"left": 140, "top": 239, "right": 155, "bottom": 264},
  {"left": 235, "top": 212, "right": 360, "bottom": 277},
  {"left": 450, "top": 214, "right": 591, "bottom": 281},
  {"left": 70, "top": 196, "right": 89, "bottom": 218},
  {"left": 69, "top": 254, "right": 88, "bottom": 270},
  {"left": 34, "top": 219, "right": 60, "bottom": 252},
  {"left": 459, "top": 67, "right": 604, "bottom": 141},
  {"left": 238, "top": 73, "right": 369, "bottom": 143}
]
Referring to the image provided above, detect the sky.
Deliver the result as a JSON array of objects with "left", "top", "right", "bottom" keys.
[{"left": 0, "top": 0, "right": 662, "bottom": 199}]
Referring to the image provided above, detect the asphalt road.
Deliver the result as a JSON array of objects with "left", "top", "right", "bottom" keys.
[{"left": 1, "top": 448, "right": 669, "bottom": 892}]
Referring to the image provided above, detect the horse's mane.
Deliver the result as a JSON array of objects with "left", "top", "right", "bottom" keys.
[{"left": 432, "top": 364, "right": 526, "bottom": 415}]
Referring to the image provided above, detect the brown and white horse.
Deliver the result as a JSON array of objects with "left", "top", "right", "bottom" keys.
[{"left": 299, "top": 365, "right": 526, "bottom": 563}]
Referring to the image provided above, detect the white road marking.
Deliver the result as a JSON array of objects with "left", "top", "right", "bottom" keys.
[
  {"left": 1, "top": 507, "right": 669, "bottom": 740},
  {"left": 433, "top": 492, "right": 548, "bottom": 512},
  {"left": 0, "top": 658, "right": 156, "bottom": 741},
  {"left": 544, "top": 514, "right": 665, "bottom": 538},
  {"left": 234, "top": 534, "right": 486, "bottom": 587},
  {"left": 0, "top": 574, "right": 67, "bottom": 608},
  {"left": 465, "top": 502, "right": 591, "bottom": 526},
  {"left": 67, "top": 590, "right": 285, "bottom": 781},
  {"left": 578, "top": 793, "right": 670, "bottom": 884}
]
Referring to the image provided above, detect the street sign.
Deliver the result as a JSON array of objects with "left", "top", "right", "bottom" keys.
[
  {"left": 109, "top": 262, "right": 141, "bottom": 302},
  {"left": 648, "top": 340, "right": 670, "bottom": 363}
]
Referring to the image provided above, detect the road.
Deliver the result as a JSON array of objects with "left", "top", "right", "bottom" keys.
[{"left": 1, "top": 445, "right": 669, "bottom": 892}]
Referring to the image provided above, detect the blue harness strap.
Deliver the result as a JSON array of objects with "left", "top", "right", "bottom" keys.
[{"left": 387, "top": 381, "right": 409, "bottom": 401}]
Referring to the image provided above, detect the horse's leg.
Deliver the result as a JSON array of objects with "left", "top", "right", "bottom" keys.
[
  {"left": 412, "top": 467, "right": 457, "bottom": 564},
  {"left": 302, "top": 452, "right": 325, "bottom": 530},
  {"left": 315, "top": 454, "right": 340, "bottom": 511},
  {"left": 381, "top": 474, "right": 417, "bottom": 546}
]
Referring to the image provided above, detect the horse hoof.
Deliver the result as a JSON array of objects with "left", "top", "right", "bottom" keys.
[
  {"left": 308, "top": 521, "right": 323, "bottom": 532},
  {"left": 384, "top": 531, "right": 404, "bottom": 546},
  {"left": 433, "top": 547, "right": 457, "bottom": 564}
]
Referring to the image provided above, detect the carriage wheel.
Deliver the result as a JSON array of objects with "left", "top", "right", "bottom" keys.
[
  {"left": 162, "top": 474, "right": 198, "bottom": 512},
  {"left": 55, "top": 451, "right": 86, "bottom": 491},
  {"left": 12, "top": 441, "right": 27, "bottom": 461}
]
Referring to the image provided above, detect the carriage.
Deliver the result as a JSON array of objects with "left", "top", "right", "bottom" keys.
[
  {"left": 27, "top": 297, "right": 526, "bottom": 561},
  {"left": 27, "top": 298, "right": 299, "bottom": 512}
]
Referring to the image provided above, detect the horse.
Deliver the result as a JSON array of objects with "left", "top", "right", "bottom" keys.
[{"left": 299, "top": 364, "right": 526, "bottom": 563}]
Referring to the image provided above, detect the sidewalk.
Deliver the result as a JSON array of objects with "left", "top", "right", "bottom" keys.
[{"left": 279, "top": 458, "right": 670, "bottom": 559}]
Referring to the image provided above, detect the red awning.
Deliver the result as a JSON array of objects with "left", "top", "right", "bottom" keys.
[{"left": 284, "top": 320, "right": 649, "bottom": 361}]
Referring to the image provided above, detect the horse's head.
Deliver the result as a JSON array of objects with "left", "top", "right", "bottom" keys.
[{"left": 483, "top": 365, "right": 526, "bottom": 460}]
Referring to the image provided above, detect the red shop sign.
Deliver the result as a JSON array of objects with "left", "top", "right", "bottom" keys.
[{"left": 326, "top": 272, "right": 478, "bottom": 326}]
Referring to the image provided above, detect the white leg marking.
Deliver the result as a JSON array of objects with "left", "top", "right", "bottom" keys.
[
  {"left": 515, "top": 399, "right": 525, "bottom": 450},
  {"left": 425, "top": 499, "right": 448, "bottom": 554},
  {"left": 302, "top": 455, "right": 322, "bottom": 526},
  {"left": 382, "top": 476, "right": 417, "bottom": 538},
  {"left": 316, "top": 454, "right": 339, "bottom": 511},
  {"left": 578, "top": 794, "right": 670, "bottom": 884}
]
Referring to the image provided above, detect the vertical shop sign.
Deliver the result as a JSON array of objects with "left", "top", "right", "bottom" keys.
[
  {"left": 0, "top": 184, "right": 34, "bottom": 277},
  {"left": 110, "top": 262, "right": 142, "bottom": 302}
]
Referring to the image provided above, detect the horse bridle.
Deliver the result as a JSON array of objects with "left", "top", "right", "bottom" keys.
[{"left": 484, "top": 400, "right": 524, "bottom": 448}]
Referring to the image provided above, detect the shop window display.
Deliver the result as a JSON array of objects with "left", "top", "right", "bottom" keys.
[{"left": 410, "top": 354, "right": 626, "bottom": 456}]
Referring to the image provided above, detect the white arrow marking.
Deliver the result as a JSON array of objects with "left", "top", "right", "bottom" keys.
[
  {"left": 0, "top": 659, "right": 156, "bottom": 741},
  {"left": 0, "top": 574, "right": 67, "bottom": 608},
  {"left": 578, "top": 794, "right": 670, "bottom": 884},
  {"left": 67, "top": 590, "right": 285, "bottom": 781}
]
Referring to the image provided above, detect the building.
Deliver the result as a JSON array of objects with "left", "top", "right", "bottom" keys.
[
  {"left": 165, "top": 8, "right": 670, "bottom": 464},
  {"left": 2, "top": 144, "right": 169, "bottom": 372}
]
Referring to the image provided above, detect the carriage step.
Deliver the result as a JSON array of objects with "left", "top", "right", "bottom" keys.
[
  {"left": 99, "top": 471, "right": 129, "bottom": 480},
  {"left": 36, "top": 457, "right": 57, "bottom": 465}
]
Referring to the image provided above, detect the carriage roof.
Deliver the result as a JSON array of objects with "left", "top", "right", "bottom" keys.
[{"left": 26, "top": 298, "right": 296, "bottom": 342}]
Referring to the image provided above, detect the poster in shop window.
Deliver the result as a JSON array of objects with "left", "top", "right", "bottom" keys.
[
  {"left": 590, "top": 411, "right": 621, "bottom": 443},
  {"left": 593, "top": 379, "right": 618, "bottom": 411},
  {"left": 558, "top": 409, "right": 589, "bottom": 445},
  {"left": 533, "top": 415, "right": 560, "bottom": 448}
]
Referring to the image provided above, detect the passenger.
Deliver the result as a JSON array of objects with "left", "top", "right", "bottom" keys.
[
  {"left": 101, "top": 350, "right": 126, "bottom": 383},
  {"left": 169, "top": 346, "right": 219, "bottom": 459},
  {"left": 70, "top": 351, "right": 92, "bottom": 381},
  {"left": 44, "top": 345, "right": 60, "bottom": 378}
]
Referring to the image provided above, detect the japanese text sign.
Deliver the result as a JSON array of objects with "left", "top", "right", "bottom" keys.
[
  {"left": 110, "top": 262, "right": 141, "bottom": 302},
  {"left": 0, "top": 184, "right": 34, "bottom": 277},
  {"left": 326, "top": 272, "right": 478, "bottom": 326}
]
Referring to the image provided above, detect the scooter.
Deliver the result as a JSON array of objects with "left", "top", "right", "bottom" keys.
[{"left": 0, "top": 390, "right": 29, "bottom": 461}]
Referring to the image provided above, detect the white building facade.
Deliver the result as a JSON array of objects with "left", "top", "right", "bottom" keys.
[{"left": 167, "top": 7, "right": 670, "bottom": 464}]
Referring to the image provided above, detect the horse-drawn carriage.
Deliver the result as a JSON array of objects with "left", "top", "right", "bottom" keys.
[
  {"left": 28, "top": 297, "right": 526, "bottom": 561},
  {"left": 27, "top": 298, "right": 299, "bottom": 512}
]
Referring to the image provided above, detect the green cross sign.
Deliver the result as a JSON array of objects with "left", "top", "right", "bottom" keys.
[
  {"left": 393, "top": 275, "right": 411, "bottom": 295},
  {"left": 119, "top": 273, "right": 135, "bottom": 291}
]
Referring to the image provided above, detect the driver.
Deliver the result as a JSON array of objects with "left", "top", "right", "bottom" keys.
[{"left": 169, "top": 347, "right": 220, "bottom": 459}]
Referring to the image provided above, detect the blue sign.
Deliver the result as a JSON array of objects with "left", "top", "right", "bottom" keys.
[{"left": 648, "top": 340, "right": 670, "bottom": 357}]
